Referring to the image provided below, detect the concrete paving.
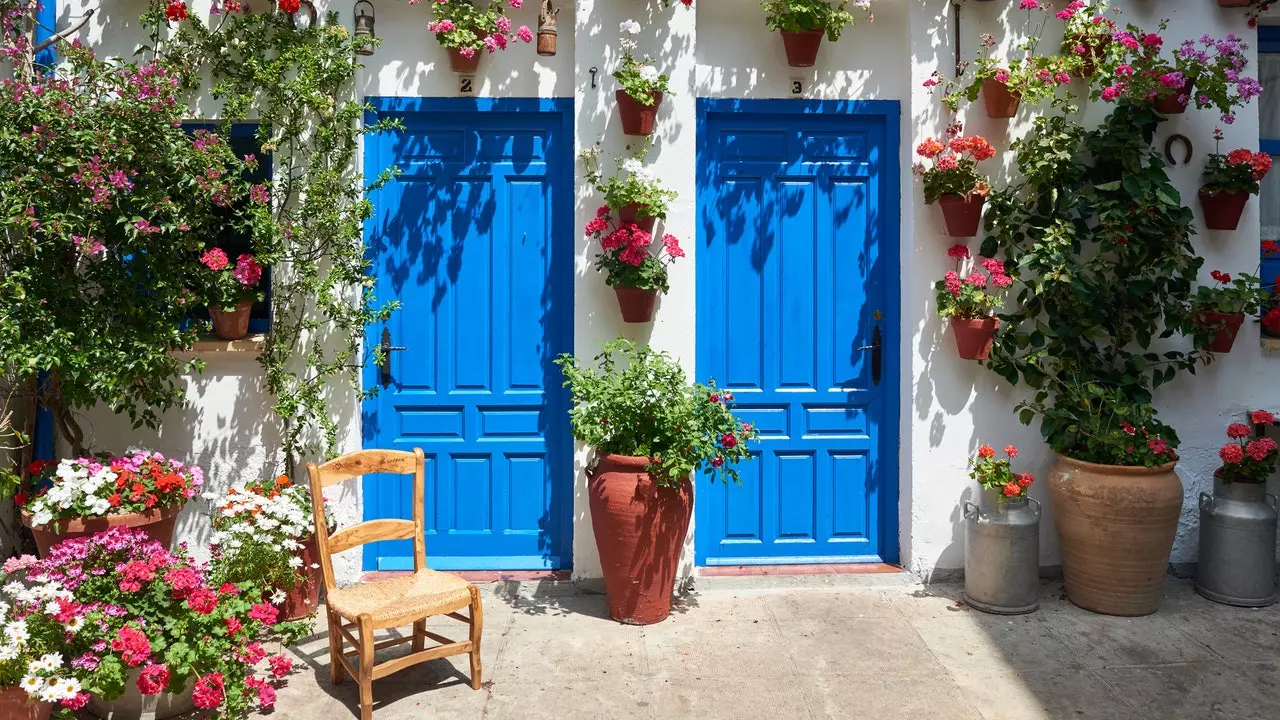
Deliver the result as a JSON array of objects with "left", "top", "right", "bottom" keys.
[{"left": 266, "top": 578, "right": 1280, "bottom": 720}]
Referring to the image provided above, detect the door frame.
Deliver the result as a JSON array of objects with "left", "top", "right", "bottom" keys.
[
  {"left": 359, "top": 95, "right": 576, "bottom": 571},
  {"left": 693, "top": 97, "right": 901, "bottom": 566}
]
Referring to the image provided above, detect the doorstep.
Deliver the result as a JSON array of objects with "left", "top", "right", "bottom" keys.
[{"left": 692, "top": 563, "right": 918, "bottom": 591}]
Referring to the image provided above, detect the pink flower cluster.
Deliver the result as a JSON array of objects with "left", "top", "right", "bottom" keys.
[
  {"left": 585, "top": 206, "right": 684, "bottom": 268},
  {"left": 942, "top": 245, "right": 1013, "bottom": 297}
]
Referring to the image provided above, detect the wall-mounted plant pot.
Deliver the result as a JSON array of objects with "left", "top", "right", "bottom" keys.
[
  {"left": 613, "top": 286, "right": 658, "bottom": 323},
  {"left": 209, "top": 299, "right": 253, "bottom": 340},
  {"left": 779, "top": 30, "right": 824, "bottom": 68},
  {"left": 616, "top": 89, "right": 663, "bottom": 137},
  {"left": 1073, "top": 35, "right": 1110, "bottom": 77},
  {"left": 1153, "top": 77, "right": 1193, "bottom": 115},
  {"left": 1194, "top": 310, "right": 1245, "bottom": 353},
  {"left": 447, "top": 47, "right": 482, "bottom": 74},
  {"left": 616, "top": 203, "right": 658, "bottom": 234},
  {"left": 936, "top": 193, "right": 985, "bottom": 238},
  {"left": 1199, "top": 189, "right": 1250, "bottom": 230},
  {"left": 950, "top": 317, "right": 999, "bottom": 361},
  {"left": 982, "top": 77, "right": 1020, "bottom": 119}
]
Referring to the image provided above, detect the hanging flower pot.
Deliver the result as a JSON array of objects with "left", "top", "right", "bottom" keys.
[
  {"left": 615, "top": 90, "right": 664, "bottom": 137},
  {"left": 613, "top": 286, "right": 658, "bottom": 323},
  {"left": 1194, "top": 310, "right": 1246, "bottom": 353},
  {"left": 779, "top": 29, "right": 824, "bottom": 68},
  {"left": 937, "top": 193, "right": 986, "bottom": 238},
  {"left": 616, "top": 202, "right": 658, "bottom": 235},
  {"left": 950, "top": 317, "right": 999, "bottom": 360},
  {"left": 447, "top": 46, "right": 482, "bottom": 74},
  {"left": 0, "top": 687, "right": 50, "bottom": 720},
  {"left": 1199, "top": 189, "right": 1251, "bottom": 231},
  {"left": 982, "top": 77, "right": 1020, "bottom": 119},
  {"left": 1153, "top": 76, "right": 1193, "bottom": 115},
  {"left": 1072, "top": 35, "right": 1110, "bottom": 78},
  {"left": 208, "top": 299, "right": 253, "bottom": 340}
]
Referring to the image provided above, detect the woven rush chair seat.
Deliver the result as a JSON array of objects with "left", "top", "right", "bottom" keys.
[{"left": 327, "top": 570, "right": 472, "bottom": 626}]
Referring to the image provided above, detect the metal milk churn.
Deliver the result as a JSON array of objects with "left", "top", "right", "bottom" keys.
[
  {"left": 1197, "top": 478, "right": 1277, "bottom": 607},
  {"left": 963, "top": 492, "right": 1041, "bottom": 614}
]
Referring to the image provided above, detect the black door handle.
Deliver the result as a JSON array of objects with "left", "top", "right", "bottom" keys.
[
  {"left": 859, "top": 325, "right": 882, "bottom": 386},
  {"left": 378, "top": 326, "right": 408, "bottom": 388}
]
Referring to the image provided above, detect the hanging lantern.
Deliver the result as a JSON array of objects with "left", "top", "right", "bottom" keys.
[
  {"left": 537, "top": 0, "right": 558, "bottom": 57},
  {"left": 354, "top": 0, "right": 376, "bottom": 56}
]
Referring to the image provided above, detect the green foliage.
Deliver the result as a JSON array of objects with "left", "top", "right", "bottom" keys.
[
  {"left": 555, "top": 339, "right": 759, "bottom": 488},
  {"left": 760, "top": 0, "right": 866, "bottom": 42},
  {"left": 614, "top": 54, "right": 670, "bottom": 106},
  {"left": 426, "top": 0, "right": 532, "bottom": 53},
  {"left": 582, "top": 152, "right": 678, "bottom": 220},
  {"left": 968, "top": 444, "right": 1033, "bottom": 502},
  {"left": 1191, "top": 271, "right": 1270, "bottom": 316},
  {"left": 981, "top": 104, "right": 1205, "bottom": 465},
  {"left": 938, "top": 7, "right": 1075, "bottom": 113},
  {"left": 1201, "top": 144, "right": 1271, "bottom": 196}
]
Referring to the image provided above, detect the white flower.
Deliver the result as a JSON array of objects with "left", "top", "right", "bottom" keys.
[
  {"left": 1, "top": 582, "right": 20, "bottom": 598},
  {"left": 287, "top": 556, "right": 303, "bottom": 569},
  {"left": 0, "top": 600, "right": 10, "bottom": 617},
  {"left": 621, "top": 158, "right": 644, "bottom": 175},
  {"left": 43, "top": 601, "right": 61, "bottom": 616},
  {"left": 633, "top": 166, "right": 656, "bottom": 184},
  {"left": 639, "top": 65, "right": 660, "bottom": 83},
  {"left": 619, "top": 19, "right": 641, "bottom": 35},
  {"left": 0, "top": 644, "right": 18, "bottom": 661},
  {"left": 38, "top": 653, "right": 62, "bottom": 672},
  {"left": 19, "top": 675, "right": 42, "bottom": 693},
  {"left": 270, "top": 589, "right": 287, "bottom": 604},
  {"left": 32, "top": 510, "right": 53, "bottom": 527},
  {"left": 64, "top": 616, "right": 84, "bottom": 633},
  {"left": 5, "top": 620, "right": 29, "bottom": 645},
  {"left": 59, "top": 678, "right": 81, "bottom": 697}
]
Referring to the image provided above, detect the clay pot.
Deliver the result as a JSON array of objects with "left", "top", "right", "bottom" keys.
[
  {"left": 616, "top": 203, "right": 658, "bottom": 235},
  {"left": 937, "top": 193, "right": 985, "bottom": 238},
  {"left": 982, "top": 77, "right": 1020, "bottom": 119},
  {"left": 779, "top": 29, "right": 825, "bottom": 68},
  {"left": 613, "top": 286, "right": 659, "bottom": 324},
  {"left": 1153, "top": 76, "right": 1193, "bottom": 115},
  {"left": 1073, "top": 35, "right": 1110, "bottom": 78},
  {"left": 1199, "top": 189, "right": 1251, "bottom": 231},
  {"left": 88, "top": 667, "right": 195, "bottom": 720},
  {"left": 950, "top": 317, "right": 999, "bottom": 361},
  {"left": 616, "top": 90, "right": 664, "bottom": 137},
  {"left": 0, "top": 686, "right": 51, "bottom": 720},
  {"left": 447, "top": 46, "right": 482, "bottom": 74},
  {"left": 22, "top": 503, "right": 184, "bottom": 557},
  {"left": 279, "top": 535, "right": 322, "bottom": 620},
  {"left": 1049, "top": 455, "right": 1182, "bottom": 616},
  {"left": 588, "top": 454, "right": 692, "bottom": 625},
  {"left": 1194, "top": 310, "right": 1246, "bottom": 353},
  {"left": 208, "top": 300, "right": 252, "bottom": 341}
]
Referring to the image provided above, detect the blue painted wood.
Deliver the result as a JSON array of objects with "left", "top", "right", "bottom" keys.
[
  {"left": 1259, "top": 26, "right": 1280, "bottom": 55},
  {"left": 361, "top": 98, "right": 574, "bottom": 571},
  {"left": 695, "top": 98, "right": 900, "bottom": 566}
]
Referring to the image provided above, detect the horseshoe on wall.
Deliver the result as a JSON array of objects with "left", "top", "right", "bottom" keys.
[{"left": 1165, "top": 134, "right": 1193, "bottom": 166}]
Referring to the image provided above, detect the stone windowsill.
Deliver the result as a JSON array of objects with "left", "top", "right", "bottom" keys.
[{"left": 186, "top": 333, "right": 267, "bottom": 354}]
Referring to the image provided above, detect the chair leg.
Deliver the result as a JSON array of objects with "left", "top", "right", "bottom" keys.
[
  {"left": 468, "top": 585, "right": 483, "bottom": 690},
  {"left": 358, "top": 614, "right": 375, "bottom": 720},
  {"left": 411, "top": 619, "right": 425, "bottom": 653},
  {"left": 327, "top": 608, "right": 344, "bottom": 685}
]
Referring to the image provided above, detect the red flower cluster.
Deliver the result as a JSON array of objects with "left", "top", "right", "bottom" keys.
[
  {"left": 279, "top": 0, "right": 302, "bottom": 13},
  {"left": 1224, "top": 148, "right": 1273, "bottom": 181},
  {"left": 164, "top": 0, "right": 188, "bottom": 22},
  {"left": 193, "top": 673, "right": 226, "bottom": 710},
  {"left": 1210, "top": 269, "right": 1233, "bottom": 284},
  {"left": 111, "top": 626, "right": 153, "bottom": 667},
  {"left": 138, "top": 664, "right": 171, "bottom": 696},
  {"left": 1217, "top": 412, "right": 1279, "bottom": 483}
]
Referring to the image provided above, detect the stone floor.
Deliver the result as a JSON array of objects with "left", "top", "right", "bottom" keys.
[{"left": 265, "top": 577, "right": 1280, "bottom": 720}]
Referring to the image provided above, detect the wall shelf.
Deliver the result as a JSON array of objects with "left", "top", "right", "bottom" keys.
[{"left": 187, "top": 334, "right": 267, "bottom": 354}]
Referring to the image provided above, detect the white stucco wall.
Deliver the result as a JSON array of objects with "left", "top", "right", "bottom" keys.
[{"left": 55, "top": 0, "right": 1278, "bottom": 584}]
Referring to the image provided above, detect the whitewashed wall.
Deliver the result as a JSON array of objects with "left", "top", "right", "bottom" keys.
[{"left": 57, "top": 0, "right": 1277, "bottom": 584}]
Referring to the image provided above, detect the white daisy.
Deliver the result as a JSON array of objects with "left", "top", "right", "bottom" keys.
[{"left": 270, "top": 589, "right": 287, "bottom": 604}]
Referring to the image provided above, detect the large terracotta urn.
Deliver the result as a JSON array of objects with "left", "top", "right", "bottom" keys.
[
  {"left": 1049, "top": 455, "right": 1182, "bottom": 616},
  {"left": 22, "top": 504, "right": 184, "bottom": 557},
  {"left": 279, "top": 535, "right": 322, "bottom": 621},
  {"left": 0, "top": 687, "right": 50, "bottom": 720},
  {"left": 587, "top": 453, "right": 692, "bottom": 625}
]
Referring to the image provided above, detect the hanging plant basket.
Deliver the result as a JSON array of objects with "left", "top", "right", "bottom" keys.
[
  {"left": 1073, "top": 35, "right": 1110, "bottom": 77},
  {"left": 1194, "top": 310, "right": 1246, "bottom": 353},
  {"left": 613, "top": 286, "right": 659, "bottom": 323},
  {"left": 1199, "top": 189, "right": 1251, "bottom": 231},
  {"left": 778, "top": 29, "right": 824, "bottom": 68},
  {"left": 616, "top": 90, "right": 664, "bottom": 137},
  {"left": 950, "top": 317, "right": 999, "bottom": 361},
  {"left": 1153, "top": 76, "right": 1193, "bottom": 115},
  {"left": 617, "top": 203, "right": 658, "bottom": 234},
  {"left": 208, "top": 299, "right": 252, "bottom": 341},
  {"left": 982, "top": 77, "right": 1020, "bottom": 119},
  {"left": 937, "top": 193, "right": 986, "bottom": 238}
]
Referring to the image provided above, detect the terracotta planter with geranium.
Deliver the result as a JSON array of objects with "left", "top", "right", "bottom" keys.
[
  {"left": 199, "top": 248, "right": 263, "bottom": 341},
  {"left": 981, "top": 77, "right": 1021, "bottom": 118},
  {"left": 616, "top": 90, "right": 664, "bottom": 136},
  {"left": 935, "top": 245, "right": 1012, "bottom": 361},
  {"left": 1152, "top": 72, "right": 1192, "bottom": 114},
  {"left": 916, "top": 133, "right": 996, "bottom": 238},
  {"left": 1190, "top": 269, "right": 1270, "bottom": 353},
  {"left": 614, "top": 20, "right": 669, "bottom": 136},
  {"left": 617, "top": 202, "right": 658, "bottom": 235},
  {"left": 556, "top": 341, "right": 759, "bottom": 624},
  {"left": 761, "top": 0, "right": 870, "bottom": 69},
  {"left": 429, "top": 1, "right": 533, "bottom": 73},
  {"left": 1199, "top": 140, "right": 1271, "bottom": 230}
]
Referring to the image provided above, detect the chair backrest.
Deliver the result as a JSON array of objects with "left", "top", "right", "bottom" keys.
[{"left": 307, "top": 448, "right": 426, "bottom": 591}]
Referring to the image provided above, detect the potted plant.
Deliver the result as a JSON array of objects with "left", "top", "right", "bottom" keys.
[
  {"left": 17, "top": 450, "right": 204, "bottom": 556},
  {"left": 23, "top": 527, "right": 304, "bottom": 719},
  {"left": 962, "top": 444, "right": 1040, "bottom": 615},
  {"left": 207, "top": 474, "right": 331, "bottom": 621},
  {"left": 1189, "top": 270, "right": 1270, "bottom": 353},
  {"left": 584, "top": 206, "right": 685, "bottom": 323},
  {"left": 1170, "top": 33, "right": 1261, "bottom": 123},
  {"left": 1264, "top": 272, "right": 1280, "bottom": 338},
  {"left": 0, "top": 558, "right": 90, "bottom": 719},
  {"left": 555, "top": 339, "right": 759, "bottom": 625},
  {"left": 983, "top": 105, "right": 1208, "bottom": 616},
  {"left": 935, "top": 245, "right": 1012, "bottom": 360},
  {"left": 915, "top": 130, "right": 997, "bottom": 238},
  {"left": 199, "top": 249, "right": 264, "bottom": 340},
  {"left": 759, "top": 0, "right": 871, "bottom": 68},
  {"left": 582, "top": 151, "right": 678, "bottom": 235},
  {"left": 428, "top": 0, "right": 534, "bottom": 74},
  {"left": 1059, "top": 2, "right": 1118, "bottom": 79},
  {"left": 614, "top": 19, "right": 669, "bottom": 137},
  {"left": 1199, "top": 137, "right": 1272, "bottom": 231},
  {"left": 1198, "top": 412, "right": 1279, "bottom": 608}
]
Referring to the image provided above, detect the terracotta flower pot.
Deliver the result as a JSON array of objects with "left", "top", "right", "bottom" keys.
[
  {"left": 982, "top": 77, "right": 1020, "bottom": 119},
  {"left": 279, "top": 535, "right": 322, "bottom": 621},
  {"left": 937, "top": 193, "right": 985, "bottom": 238},
  {"left": 587, "top": 454, "right": 692, "bottom": 625},
  {"left": 21, "top": 503, "right": 184, "bottom": 557},
  {"left": 1199, "top": 189, "right": 1251, "bottom": 231},
  {"left": 950, "top": 317, "right": 999, "bottom": 360},
  {"left": 1073, "top": 35, "right": 1110, "bottom": 78},
  {"left": 1049, "top": 455, "right": 1182, "bottom": 616},
  {"left": 613, "top": 286, "right": 659, "bottom": 324},
  {"left": 208, "top": 300, "right": 252, "bottom": 341},
  {"left": 779, "top": 29, "right": 824, "bottom": 68},
  {"left": 1194, "top": 310, "right": 1246, "bottom": 353},
  {"left": 88, "top": 667, "right": 195, "bottom": 720},
  {"left": 447, "top": 46, "right": 482, "bottom": 74},
  {"left": 0, "top": 686, "right": 51, "bottom": 720},
  {"left": 616, "top": 89, "right": 664, "bottom": 137},
  {"left": 616, "top": 203, "right": 658, "bottom": 235},
  {"left": 1153, "top": 76, "right": 1193, "bottom": 115}
]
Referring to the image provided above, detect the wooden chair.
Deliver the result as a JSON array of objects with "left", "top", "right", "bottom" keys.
[{"left": 307, "top": 449, "right": 483, "bottom": 720}]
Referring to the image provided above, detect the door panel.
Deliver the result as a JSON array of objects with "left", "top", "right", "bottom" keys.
[
  {"left": 362, "top": 98, "right": 573, "bottom": 571},
  {"left": 696, "top": 100, "right": 899, "bottom": 566}
]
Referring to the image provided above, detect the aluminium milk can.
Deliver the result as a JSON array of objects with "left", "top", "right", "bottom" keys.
[
  {"left": 963, "top": 493, "right": 1041, "bottom": 614},
  {"left": 1197, "top": 478, "right": 1277, "bottom": 607}
]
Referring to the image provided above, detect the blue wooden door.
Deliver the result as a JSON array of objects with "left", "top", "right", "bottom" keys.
[
  {"left": 695, "top": 99, "right": 899, "bottom": 566},
  {"left": 361, "top": 98, "right": 573, "bottom": 571}
]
